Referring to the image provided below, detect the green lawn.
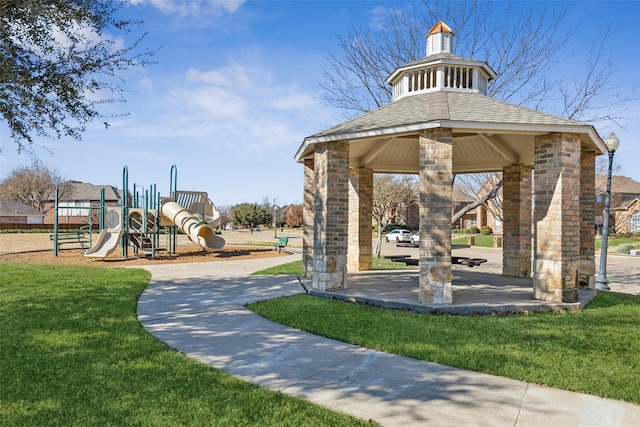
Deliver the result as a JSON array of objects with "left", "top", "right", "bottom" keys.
[
  {"left": 253, "top": 257, "right": 411, "bottom": 276},
  {"left": 595, "top": 236, "right": 640, "bottom": 250},
  {"left": 249, "top": 293, "right": 640, "bottom": 404},
  {"left": 452, "top": 234, "right": 495, "bottom": 247},
  {"left": 0, "top": 263, "right": 372, "bottom": 426}
]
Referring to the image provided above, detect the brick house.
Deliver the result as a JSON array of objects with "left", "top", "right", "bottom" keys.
[
  {"left": 595, "top": 175, "right": 640, "bottom": 234},
  {"left": 0, "top": 199, "right": 45, "bottom": 226},
  {"left": 613, "top": 198, "right": 640, "bottom": 233},
  {"left": 44, "top": 181, "right": 123, "bottom": 227}
]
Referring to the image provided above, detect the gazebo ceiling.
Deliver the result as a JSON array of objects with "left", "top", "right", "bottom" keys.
[{"left": 295, "top": 91, "right": 607, "bottom": 175}]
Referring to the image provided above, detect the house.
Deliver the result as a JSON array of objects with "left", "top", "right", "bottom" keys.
[
  {"left": 613, "top": 198, "right": 640, "bottom": 234},
  {"left": 595, "top": 175, "right": 640, "bottom": 233},
  {"left": 43, "top": 181, "right": 123, "bottom": 227},
  {"left": 0, "top": 199, "right": 45, "bottom": 228}
]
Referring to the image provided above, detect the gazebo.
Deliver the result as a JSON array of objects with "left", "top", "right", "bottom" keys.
[{"left": 295, "top": 22, "right": 606, "bottom": 305}]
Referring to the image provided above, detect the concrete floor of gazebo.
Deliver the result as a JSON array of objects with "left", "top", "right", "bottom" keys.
[
  {"left": 309, "top": 269, "right": 597, "bottom": 315},
  {"left": 306, "top": 246, "right": 597, "bottom": 315}
]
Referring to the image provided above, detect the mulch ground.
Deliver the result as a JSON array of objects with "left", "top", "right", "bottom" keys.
[{"left": 0, "top": 245, "right": 288, "bottom": 266}]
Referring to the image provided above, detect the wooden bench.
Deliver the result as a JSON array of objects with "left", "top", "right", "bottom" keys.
[
  {"left": 273, "top": 237, "right": 288, "bottom": 253},
  {"left": 50, "top": 231, "right": 90, "bottom": 250}
]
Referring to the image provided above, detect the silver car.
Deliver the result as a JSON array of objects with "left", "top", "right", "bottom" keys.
[{"left": 385, "top": 229, "right": 412, "bottom": 243}]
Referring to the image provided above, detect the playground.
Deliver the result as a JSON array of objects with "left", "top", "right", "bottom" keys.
[
  {"left": 1, "top": 165, "right": 299, "bottom": 266},
  {"left": 0, "top": 231, "right": 296, "bottom": 266}
]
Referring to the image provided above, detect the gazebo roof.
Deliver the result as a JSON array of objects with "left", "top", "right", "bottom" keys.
[{"left": 295, "top": 91, "right": 606, "bottom": 174}]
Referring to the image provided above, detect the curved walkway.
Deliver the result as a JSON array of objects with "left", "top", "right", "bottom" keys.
[{"left": 137, "top": 255, "right": 639, "bottom": 427}]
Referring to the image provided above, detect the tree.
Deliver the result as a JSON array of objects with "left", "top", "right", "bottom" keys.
[
  {"left": 231, "top": 203, "right": 272, "bottom": 234},
  {"left": 216, "top": 204, "right": 233, "bottom": 228},
  {"left": 0, "top": 163, "right": 74, "bottom": 212},
  {"left": 1, "top": 0, "right": 154, "bottom": 154},
  {"left": 285, "top": 204, "right": 303, "bottom": 228},
  {"left": 372, "top": 174, "right": 417, "bottom": 257},
  {"left": 453, "top": 173, "right": 503, "bottom": 225}
]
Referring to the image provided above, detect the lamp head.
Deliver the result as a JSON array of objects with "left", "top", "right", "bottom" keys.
[{"left": 605, "top": 132, "right": 620, "bottom": 152}]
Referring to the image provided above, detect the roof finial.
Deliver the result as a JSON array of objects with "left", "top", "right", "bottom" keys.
[{"left": 426, "top": 21, "right": 454, "bottom": 56}]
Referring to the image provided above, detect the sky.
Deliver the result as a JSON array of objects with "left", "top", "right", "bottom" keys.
[{"left": 1, "top": 0, "right": 639, "bottom": 207}]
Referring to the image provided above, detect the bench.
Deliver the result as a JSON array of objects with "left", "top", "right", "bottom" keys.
[
  {"left": 453, "top": 256, "right": 487, "bottom": 267},
  {"left": 50, "top": 231, "right": 90, "bottom": 250},
  {"left": 273, "top": 237, "right": 288, "bottom": 253},
  {"left": 391, "top": 257, "right": 488, "bottom": 267}
]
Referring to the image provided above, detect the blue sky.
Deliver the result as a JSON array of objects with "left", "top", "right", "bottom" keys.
[{"left": 1, "top": 0, "right": 639, "bottom": 207}]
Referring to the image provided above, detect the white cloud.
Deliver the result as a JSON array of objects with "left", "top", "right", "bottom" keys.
[
  {"left": 186, "top": 65, "right": 252, "bottom": 90},
  {"left": 131, "top": 0, "right": 245, "bottom": 16}
]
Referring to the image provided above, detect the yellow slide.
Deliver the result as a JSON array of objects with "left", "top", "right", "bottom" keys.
[{"left": 161, "top": 201, "right": 225, "bottom": 251}]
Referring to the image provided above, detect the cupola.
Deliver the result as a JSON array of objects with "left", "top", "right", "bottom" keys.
[
  {"left": 426, "top": 21, "right": 454, "bottom": 56},
  {"left": 386, "top": 21, "right": 497, "bottom": 100}
]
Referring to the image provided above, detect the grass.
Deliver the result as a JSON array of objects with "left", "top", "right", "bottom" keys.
[
  {"left": 595, "top": 236, "right": 640, "bottom": 250},
  {"left": 249, "top": 293, "right": 640, "bottom": 404},
  {"left": 253, "top": 257, "right": 411, "bottom": 275},
  {"left": 0, "top": 263, "right": 373, "bottom": 426},
  {"left": 452, "top": 234, "right": 495, "bottom": 247}
]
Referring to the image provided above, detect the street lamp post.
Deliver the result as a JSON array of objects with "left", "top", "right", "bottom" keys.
[
  {"left": 595, "top": 132, "right": 620, "bottom": 291},
  {"left": 273, "top": 200, "right": 278, "bottom": 239}
]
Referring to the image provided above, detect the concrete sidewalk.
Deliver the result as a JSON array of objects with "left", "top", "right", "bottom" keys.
[{"left": 137, "top": 255, "right": 640, "bottom": 427}]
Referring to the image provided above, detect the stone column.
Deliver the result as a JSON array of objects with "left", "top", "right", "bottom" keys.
[
  {"left": 502, "top": 165, "right": 532, "bottom": 277},
  {"left": 312, "top": 141, "right": 349, "bottom": 290},
  {"left": 302, "top": 158, "right": 314, "bottom": 278},
  {"left": 348, "top": 167, "right": 373, "bottom": 271},
  {"left": 579, "top": 150, "right": 596, "bottom": 288},
  {"left": 532, "top": 133, "right": 581, "bottom": 302},
  {"left": 418, "top": 130, "right": 453, "bottom": 304}
]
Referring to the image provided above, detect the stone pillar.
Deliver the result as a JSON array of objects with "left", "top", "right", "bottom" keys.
[
  {"left": 418, "top": 130, "right": 453, "bottom": 304},
  {"left": 579, "top": 150, "right": 596, "bottom": 288},
  {"left": 502, "top": 165, "right": 532, "bottom": 277},
  {"left": 302, "top": 158, "right": 314, "bottom": 278},
  {"left": 312, "top": 141, "right": 349, "bottom": 290},
  {"left": 532, "top": 133, "right": 581, "bottom": 302},
  {"left": 348, "top": 167, "right": 373, "bottom": 271}
]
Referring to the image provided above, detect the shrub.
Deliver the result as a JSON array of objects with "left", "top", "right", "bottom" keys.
[
  {"left": 469, "top": 226, "right": 479, "bottom": 234},
  {"left": 481, "top": 226, "right": 492, "bottom": 235},
  {"left": 616, "top": 244, "right": 638, "bottom": 254}
]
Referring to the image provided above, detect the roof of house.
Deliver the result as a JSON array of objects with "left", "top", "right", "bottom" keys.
[
  {"left": 62, "top": 181, "right": 122, "bottom": 202},
  {"left": 0, "top": 199, "right": 45, "bottom": 217},
  {"left": 595, "top": 175, "right": 640, "bottom": 195},
  {"left": 613, "top": 197, "right": 640, "bottom": 211}
]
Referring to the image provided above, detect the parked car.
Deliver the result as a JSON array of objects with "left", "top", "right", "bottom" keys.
[
  {"left": 385, "top": 229, "right": 412, "bottom": 243},
  {"left": 410, "top": 231, "right": 420, "bottom": 246}
]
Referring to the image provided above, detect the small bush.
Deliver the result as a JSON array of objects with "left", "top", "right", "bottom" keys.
[
  {"left": 616, "top": 244, "right": 638, "bottom": 254},
  {"left": 481, "top": 226, "right": 492, "bottom": 235},
  {"left": 468, "top": 226, "right": 479, "bottom": 234}
]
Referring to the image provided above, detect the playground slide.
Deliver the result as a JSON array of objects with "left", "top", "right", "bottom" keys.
[
  {"left": 84, "top": 229, "right": 124, "bottom": 258},
  {"left": 161, "top": 201, "right": 225, "bottom": 251}
]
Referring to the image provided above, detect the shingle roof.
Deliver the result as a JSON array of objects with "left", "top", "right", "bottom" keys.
[
  {"left": 0, "top": 199, "right": 45, "bottom": 216},
  {"left": 613, "top": 197, "right": 640, "bottom": 211},
  {"left": 595, "top": 175, "right": 640, "bottom": 195},
  {"left": 304, "top": 91, "right": 583, "bottom": 143},
  {"left": 62, "top": 182, "right": 121, "bottom": 201}
]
